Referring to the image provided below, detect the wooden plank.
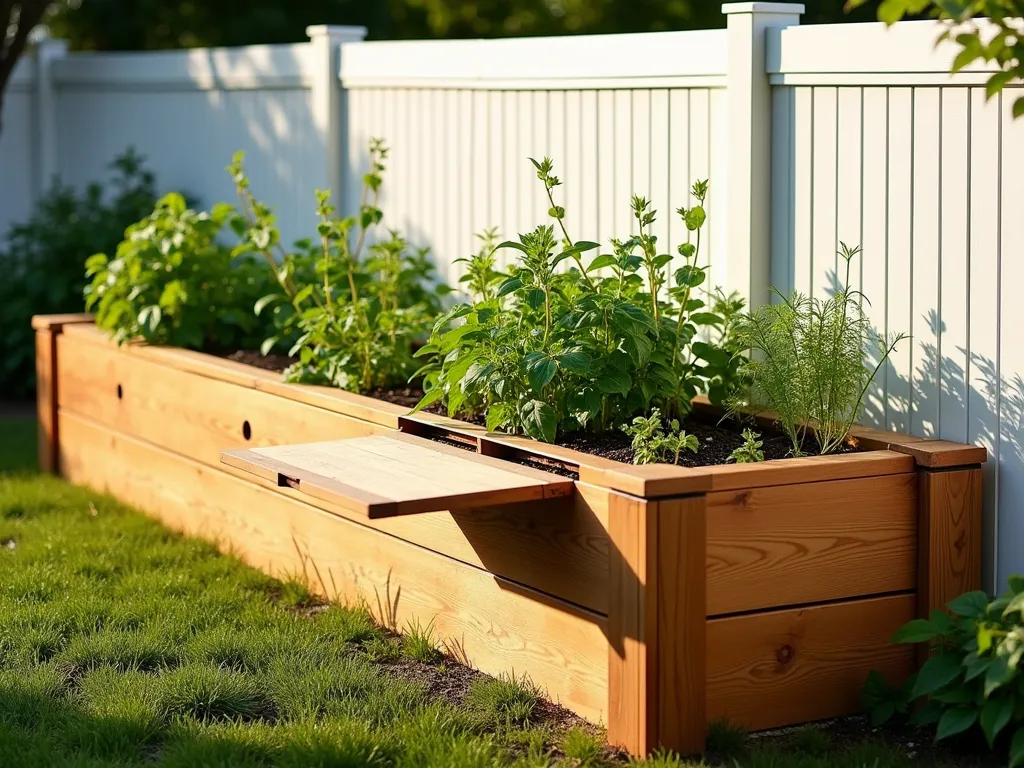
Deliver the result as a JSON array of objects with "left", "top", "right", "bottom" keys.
[
  {"left": 56, "top": 333, "right": 386, "bottom": 468},
  {"left": 60, "top": 323, "right": 405, "bottom": 429},
  {"left": 849, "top": 427, "right": 987, "bottom": 468},
  {"left": 918, "top": 468, "right": 983, "bottom": 619},
  {"left": 223, "top": 434, "right": 575, "bottom": 519},
  {"left": 706, "top": 594, "right": 917, "bottom": 730},
  {"left": 607, "top": 492, "right": 649, "bottom": 754},
  {"left": 706, "top": 474, "right": 917, "bottom": 616},
  {"left": 58, "top": 411, "right": 609, "bottom": 723},
  {"left": 31, "top": 313, "right": 93, "bottom": 331},
  {"left": 606, "top": 493, "right": 706, "bottom": 756},
  {"left": 34, "top": 328, "right": 57, "bottom": 474},
  {"left": 655, "top": 496, "right": 707, "bottom": 754},
  {"left": 604, "top": 450, "right": 914, "bottom": 499},
  {"left": 226, "top": 461, "right": 611, "bottom": 615},
  {"left": 58, "top": 325, "right": 610, "bottom": 613}
]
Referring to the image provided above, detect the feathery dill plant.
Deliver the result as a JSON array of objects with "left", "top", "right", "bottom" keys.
[{"left": 735, "top": 243, "right": 906, "bottom": 455}]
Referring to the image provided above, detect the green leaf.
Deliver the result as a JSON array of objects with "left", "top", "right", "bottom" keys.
[
  {"left": 984, "top": 648, "right": 1022, "bottom": 698},
  {"left": 675, "top": 265, "right": 705, "bottom": 288},
  {"left": 935, "top": 706, "right": 977, "bottom": 742},
  {"left": 254, "top": 294, "right": 279, "bottom": 316},
  {"left": 948, "top": 591, "right": 989, "bottom": 619},
  {"left": 598, "top": 371, "right": 631, "bottom": 395},
  {"left": 411, "top": 387, "right": 443, "bottom": 413},
  {"left": 964, "top": 652, "right": 991, "bottom": 682},
  {"left": 684, "top": 206, "right": 706, "bottom": 231},
  {"left": 527, "top": 357, "right": 557, "bottom": 393},
  {"left": 891, "top": 618, "right": 940, "bottom": 644},
  {"left": 560, "top": 241, "right": 600, "bottom": 258},
  {"left": 497, "top": 277, "right": 523, "bottom": 297},
  {"left": 485, "top": 402, "right": 513, "bottom": 432},
  {"left": 980, "top": 694, "right": 1013, "bottom": 747},
  {"left": 259, "top": 336, "right": 279, "bottom": 357},
  {"left": 567, "top": 388, "right": 601, "bottom": 427},
  {"left": 1013, "top": 96, "right": 1024, "bottom": 120},
  {"left": 519, "top": 400, "right": 557, "bottom": 443},
  {"left": 909, "top": 698, "right": 943, "bottom": 727},
  {"left": 138, "top": 305, "right": 162, "bottom": 334},
  {"left": 587, "top": 254, "right": 617, "bottom": 272},
  {"left": 1011, "top": 727, "right": 1024, "bottom": 768},
  {"left": 912, "top": 653, "right": 965, "bottom": 698},
  {"left": 556, "top": 351, "right": 591, "bottom": 374},
  {"left": 691, "top": 341, "right": 731, "bottom": 369},
  {"left": 497, "top": 240, "right": 530, "bottom": 254}
]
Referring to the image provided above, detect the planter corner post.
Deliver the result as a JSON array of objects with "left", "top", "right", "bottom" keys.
[{"left": 607, "top": 491, "right": 708, "bottom": 757}]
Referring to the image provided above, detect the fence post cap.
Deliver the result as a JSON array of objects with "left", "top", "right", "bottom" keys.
[
  {"left": 305, "top": 25, "right": 368, "bottom": 43},
  {"left": 721, "top": 2, "right": 805, "bottom": 14}
]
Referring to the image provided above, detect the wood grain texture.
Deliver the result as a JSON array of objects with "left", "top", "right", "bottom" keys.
[
  {"left": 706, "top": 474, "right": 917, "bottom": 615},
  {"left": 56, "top": 333, "right": 387, "bottom": 467},
  {"left": 607, "top": 492, "right": 649, "bottom": 754},
  {"left": 58, "top": 411, "right": 609, "bottom": 722},
  {"left": 222, "top": 434, "right": 574, "bottom": 518},
  {"left": 706, "top": 594, "right": 917, "bottom": 730},
  {"left": 918, "top": 468, "right": 983, "bottom": 619},
  {"left": 655, "top": 496, "right": 707, "bottom": 755},
  {"left": 30, "top": 313, "right": 93, "bottom": 331},
  {"left": 606, "top": 493, "right": 706, "bottom": 757},
  {"left": 35, "top": 329, "right": 57, "bottom": 473},
  {"left": 61, "top": 324, "right": 405, "bottom": 428},
  {"left": 59, "top": 327, "right": 611, "bottom": 612},
  {"left": 690, "top": 396, "right": 987, "bottom": 469}
]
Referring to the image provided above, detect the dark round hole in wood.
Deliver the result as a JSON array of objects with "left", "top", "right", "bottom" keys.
[
  {"left": 116, "top": 384, "right": 123, "bottom": 400},
  {"left": 242, "top": 421, "right": 252, "bottom": 441}
]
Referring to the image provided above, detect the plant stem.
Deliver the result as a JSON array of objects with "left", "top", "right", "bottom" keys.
[{"left": 543, "top": 183, "right": 597, "bottom": 291}]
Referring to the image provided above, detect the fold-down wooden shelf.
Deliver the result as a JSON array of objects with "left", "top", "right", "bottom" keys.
[{"left": 221, "top": 432, "right": 575, "bottom": 519}]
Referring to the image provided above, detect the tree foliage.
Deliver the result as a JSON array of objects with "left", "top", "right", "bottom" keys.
[{"left": 45, "top": 0, "right": 885, "bottom": 49}]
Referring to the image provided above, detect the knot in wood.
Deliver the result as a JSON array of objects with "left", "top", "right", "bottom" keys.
[{"left": 776, "top": 644, "right": 795, "bottom": 665}]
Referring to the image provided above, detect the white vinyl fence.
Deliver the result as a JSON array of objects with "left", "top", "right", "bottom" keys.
[{"left": 1, "top": 4, "right": 1020, "bottom": 589}]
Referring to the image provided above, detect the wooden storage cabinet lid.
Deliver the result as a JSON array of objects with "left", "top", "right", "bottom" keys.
[{"left": 221, "top": 433, "right": 575, "bottom": 519}]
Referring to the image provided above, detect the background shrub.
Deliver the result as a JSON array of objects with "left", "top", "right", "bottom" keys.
[{"left": 0, "top": 149, "right": 157, "bottom": 400}]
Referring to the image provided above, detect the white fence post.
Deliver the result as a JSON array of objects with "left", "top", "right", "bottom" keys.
[
  {"left": 722, "top": 2, "right": 802, "bottom": 309},
  {"left": 306, "top": 25, "right": 367, "bottom": 211},
  {"left": 32, "top": 35, "right": 68, "bottom": 201}
]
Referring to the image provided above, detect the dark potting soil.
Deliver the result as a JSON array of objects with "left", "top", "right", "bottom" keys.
[
  {"left": 224, "top": 349, "right": 296, "bottom": 372},
  {"left": 221, "top": 349, "right": 854, "bottom": 467},
  {"left": 558, "top": 412, "right": 854, "bottom": 467}
]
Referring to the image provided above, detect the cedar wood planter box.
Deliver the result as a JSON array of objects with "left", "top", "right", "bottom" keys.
[{"left": 34, "top": 314, "right": 986, "bottom": 756}]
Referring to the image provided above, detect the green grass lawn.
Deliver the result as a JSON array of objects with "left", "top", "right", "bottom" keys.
[{"left": 0, "top": 416, "right": 989, "bottom": 767}]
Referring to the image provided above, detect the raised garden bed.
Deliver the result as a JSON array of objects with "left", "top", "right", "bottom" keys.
[{"left": 34, "top": 314, "right": 986, "bottom": 757}]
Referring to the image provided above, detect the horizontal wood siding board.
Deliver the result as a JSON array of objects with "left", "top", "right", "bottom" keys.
[
  {"left": 56, "top": 333, "right": 386, "bottom": 467},
  {"left": 59, "top": 335, "right": 610, "bottom": 613},
  {"left": 706, "top": 474, "right": 918, "bottom": 615},
  {"left": 60, "top": 323, "right": 404, "bottom": 428},
  {"left": 58, "top": 411, "right": 609, "bottom": 722},
  {"left": 706, "top": 594, "right": 917, "bottom": 730}
]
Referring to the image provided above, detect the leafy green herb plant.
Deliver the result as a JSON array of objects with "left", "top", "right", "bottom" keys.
[
  {"left": 863, "top": 577, "right": 1024, "bottom": 767},
  {"left": 84, "top": 192, "right": 272, "bottom": 351},
  {"left": 1, "top": 149, "right": 157, "bottom": 399},
  {"left": 229, "top": 139, "right": 448, "bottom": 392},
  {"left": 621, "top": 409, "right": 699, "bottom": 465},
  {"left": 728, "top": 429, "right": 765, "bottom": 464},
  {"left": 733, "top": 243, "right": 906, "bottom": 455},
  {"left": 413, "top": 157, "right": 739, "bottom": 443}
]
